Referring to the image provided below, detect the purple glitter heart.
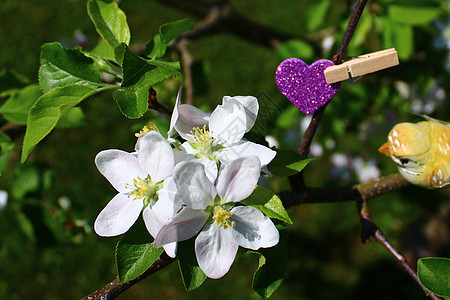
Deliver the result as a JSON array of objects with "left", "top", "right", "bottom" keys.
[{"left": 275, "top": 58, "right": 341, "bottom": 115}]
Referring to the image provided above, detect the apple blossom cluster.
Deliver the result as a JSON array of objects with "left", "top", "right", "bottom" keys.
[{"left": 94, "top": 90, "right": 279, "bottom": 279}]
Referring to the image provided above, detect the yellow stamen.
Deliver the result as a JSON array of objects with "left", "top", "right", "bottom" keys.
[
  {"left": 135, "top": 122, "right": 159, "bottom": 137},
  {"left": 125, "top": 176, "right": 155, "bottom": 201},
  {"left": 212, "top": 208, "right": 235, "bottom": 229},
  {"left": 190, "top": 125, "right": 213, "bottom": 145}
]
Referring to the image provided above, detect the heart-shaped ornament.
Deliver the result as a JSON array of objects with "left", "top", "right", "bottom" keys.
[{"left": 275, "top": 58, "right": 341, "bottom": 115}]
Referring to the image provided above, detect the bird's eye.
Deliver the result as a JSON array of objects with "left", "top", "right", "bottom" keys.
[{"left": 400, "top": 158, "right": 410, "bottom": 165}]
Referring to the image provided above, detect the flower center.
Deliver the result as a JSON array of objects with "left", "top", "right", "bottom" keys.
[
  {"left": 125, "top": 176, "right": 161, "bottom": 207},
  {"left": 189, "top": 125, "right": 218, "bottom": 160},
  {"left": 212, "top": 208, "right": 235, "bottom": 229}
]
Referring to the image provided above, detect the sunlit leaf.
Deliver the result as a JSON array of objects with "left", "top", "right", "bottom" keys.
[
  {"left": 116, "top": 218, "right": 163, "bottom": 283},
  {"left": 39, "top": 42, "right": 103, "bottom": 92},
  {"left": 145, "top": 18, "right": 195, "bottom": 59},
  {"left": 278, "top": 40, "right": 314, "bottom": 61},
  {"left": 116, "top": 43, "right": 181, "bottom": 89},
  {"left": 0, "top": 84, "right": 42, "bottom": 124},
  {"left": 113, "top": 88, "right": 149, "bottom": 119},
  {"left": 21, "top": 85, "right": 98, "bottom": 163},
  {"left": 417, "top": 257, "right": 450, "bottom": 297},
  {"left": 242, "top": 186, "right": 292, "bottom": 224},
  {"left": 87, "top": 0, "right": 130, "bottom": 48}
]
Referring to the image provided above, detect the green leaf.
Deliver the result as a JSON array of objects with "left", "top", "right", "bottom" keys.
[
  {"left": 278, "top": 40, "right": 314, "bottom": 61},
  {"left": 113, "top": 88, "right": 149, "bottom": 119},
  {"left": 21, "top": 85, "right": 98, "bottom": 163},
  {"left": 87, "top": 0, "right": 131, "bottom": 48},
  {"left": 388, "top": 4, "right": 441, "bottom": 25},
  {"left": 39, "top": 42, "right": 103, "bottom": 93},
  {"left": 145, "top": 18, "right": 195, "bottom": 59},
  {"left": 0, "top": 132, "right": 14, "bottom": 175},
  {"left": 90, "top": 39, "right": 116, "bottom": 61},
  {"left": 242, "top": 186, "right": 292, "bottom": 224},
  {"left": 55, "top": 107, "right": 86, "bottom": 128},
  {"left": 417, "top": 257, "right": 450, "bottom": 297},
  {"left": 116, "top": 43, "right": 181, "bottom": 89},
  {"left": 268, "top": 149, "right": 316, "bottom": 177},
  {"left": 178, "top": 238, "right": 207, "bottom": 291},
  {"left": 250, "top": 226, "right": 288, "bottom": 299},
  {"left": 115, "top": 217, "right": 164, "bottom": 283},
  {"left": 306, "top": 0, "right": 331, "bottom": 32},
  {"left": 350, "top": 9, "right": 372, "bottom": 48},
  {"left": 382, "top": 18, "right": 413, "bottom": 60},
  {"left": 0, "top": 84, "right": 42, "bottom": 124}
]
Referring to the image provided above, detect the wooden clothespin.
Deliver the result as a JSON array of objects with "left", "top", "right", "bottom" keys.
[{"left": 324, "top": 48, "right": 399, "bottom": 84}]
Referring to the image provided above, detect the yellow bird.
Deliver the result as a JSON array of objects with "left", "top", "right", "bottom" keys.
[{"left": 379, "top": 116, "right": 450, "bottom": 189}]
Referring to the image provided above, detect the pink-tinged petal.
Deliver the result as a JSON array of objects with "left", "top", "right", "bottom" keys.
[
  {"left": 142, "top": 205, "right": 177, "bottom": 258},
  {"left": 94, "top": 193, "right": 143, "bottom": 237},
  {"left": 158, "top": 177, "right": 183, "bottom": 214},
  {"left": 230, "top": 206, "right": 279, "bottom": 250},
  {"left": 216, "top": 156, "right": 261, "bottom": 203},
  {"left": 222, "top": 96, "right": 259, "bottom": 132},
  {"left": 195, "top": 223, "right": 238, "bottom": 279},
  {"left": 217, "top": 140, "right": 276, "bottom": 168},
  {"left": 173, "top": 161, "right": 216, "bottom": 209},
  {"left": 163, "top": 243, "right": 177, "bottom": 258},
  {"left": 168, "top": 87, "right": 183, "bottom": 138},
  {"left": 210, "top": 100, "right": 247, "bottom": 146},
  {"left": 136, "top": 131, "right": 174, "bottom": 183},
  {"left": 95, "top": 150, "right": 147, "bottom": 193},
  {"left": 154, "top": 208, "right": 209, "bottom": 248},
  {"left": 175, "top": 104, "right": 210, "bottom": 140}
]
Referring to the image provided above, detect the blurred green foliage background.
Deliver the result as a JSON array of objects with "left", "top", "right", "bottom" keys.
[{"left": 0, "top": 0, "right": 449, "bottom": 299}]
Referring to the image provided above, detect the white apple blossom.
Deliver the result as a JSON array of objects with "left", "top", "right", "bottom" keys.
[
  {"left": 94, "top": 131, "right": 178, "bottom": 257},
  {"left": 169, "top": 93, "right": 276, "bottom": 175},
  {"left": 154, "top": 156, "right": 280, "bottom": 279}
]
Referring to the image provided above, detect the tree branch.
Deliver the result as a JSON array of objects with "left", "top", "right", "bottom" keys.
[
  {"left": 158, "top": 0, "right": 320, "bottom": 51},
  {"left": 82, "top": 253, "right": 174, "bottom": 300}
]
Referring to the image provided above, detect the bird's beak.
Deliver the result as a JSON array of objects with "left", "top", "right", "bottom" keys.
[{"left": 378, "top": 142, "right": 391, "bottom": 157}]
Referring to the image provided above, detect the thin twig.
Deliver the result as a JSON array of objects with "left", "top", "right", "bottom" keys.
[
  {"left": 148, "top": 87, "right": 173, "bottom": 115},
  {"left": 159, "top": 0, "right": 320, "bottom": 51},
  {"left": 289, "top": 0, "right": 369, "bottom": 190},
  {"left": 356, "top": 197, "right": 441, "bottom": 300},
  {"left": 82, "top": 253, "right": 174, "bottom": 300}
]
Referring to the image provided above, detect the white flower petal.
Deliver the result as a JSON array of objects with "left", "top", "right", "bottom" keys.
[
  {"left": 180, "top": 141, "right": 198, "bottom": 156},
  {"left": 158, "top": 177, "right": 182, "bottom": 214},
  {"left": 142, "top": 205, "right": 178, "bottom": 258},
  {"left": 175, "top": 104, "right": 211, "bottom": 140},
  {"left": 210, "top": 99, "right": 247, "bottom": 146},
  {"left": 94, "top": 193, "right": 143, "bottom": 237},
  {"left": 195, "top": 223, "right": 238, "bottom": 279},
  {"left": 217, "top": 140, "right": 276, "bottom": 168},
  {"left": 95, "top": 150, "right": 147, "bottom": 193},
  {"left": 136, "top": 131, "right": 174, "bottom": 183},
  {"left": 222, "top": 96, "right": 259, "bottom": 132},
  {"left": 154, "top": 207, "right": 209, "bottom": 248},
  {"left": 168, "top": 87, "right": 183, "bottom": 138},
  {"left": 216, "top": 156, "right": 261, "bottom": 203},
  {"left": 173, "top": 161, "right": 217, "bottom": 209},
  {"left": 230, "top": 206, "right": 279, "bottom": 250},
  {"left": 0, "top": 190, "right": 7, "bottom": 211}
]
